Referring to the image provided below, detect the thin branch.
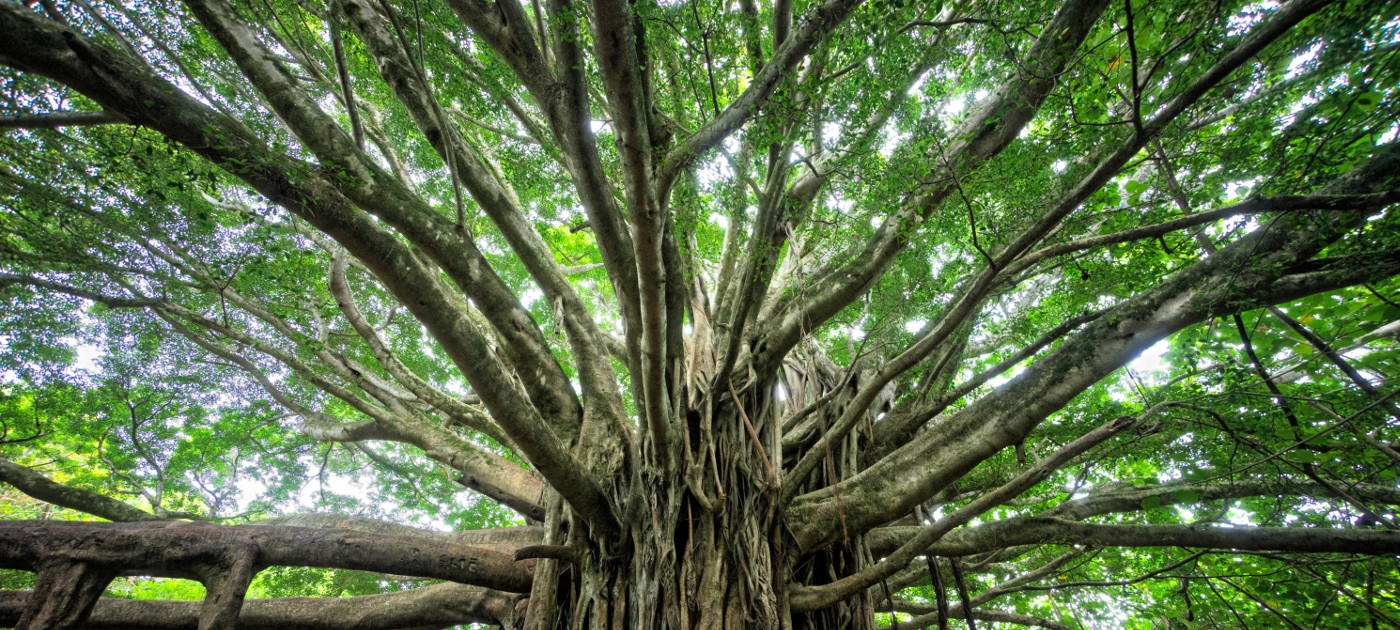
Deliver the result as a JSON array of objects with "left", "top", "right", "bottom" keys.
[
  {"left": 328, "top": 9, "right": 365, "bottom": 150},
  {"left": 0, "top": 110, "right": 128, "bottom": 128}
]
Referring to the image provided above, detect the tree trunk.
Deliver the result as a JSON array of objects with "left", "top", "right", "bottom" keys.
[{"left": 528, "top": 371, "right": 886, "bottom": 630}]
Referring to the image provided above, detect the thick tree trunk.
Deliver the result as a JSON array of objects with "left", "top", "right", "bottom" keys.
[
  {"left": 532, "top": 378, "right": 882, "bottom": 630},
  {"left": 538, "top": 388, "right": 795, "bottom": 630}
]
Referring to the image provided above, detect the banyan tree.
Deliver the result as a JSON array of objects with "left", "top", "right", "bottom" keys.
[{"left": 1, "top": 0, "right": 1400, "bottom": 627}]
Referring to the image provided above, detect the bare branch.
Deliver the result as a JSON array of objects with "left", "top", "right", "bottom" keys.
[{"left": 0, "top": 110, "right": 128, "bottom": 128}]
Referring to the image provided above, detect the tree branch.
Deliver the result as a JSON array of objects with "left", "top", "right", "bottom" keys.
[
  {"left": 785, "top": 140, "right": 1400, "bottom": 552},
  {"left": 443, "top": 0, "right": 645, "bottom": 382},
  {"left": 585, "top": 0, "right": 673, "bottom": 469},
  {"left": 182, "top": 0, "right": 585, "bottom": 438},
  {"left": 893, "top": 517, "right": 1400, "bottom": 558},
  {"left": 0, "top": 458, "right": 163, "bottom": 523},
  {"left": 0, "top": 521, "right": 535, "bottom": 592},
  {"left": 886, "top": 607, "right": 1074, "bottom": 630},
  {"left": 789, "top": 412, "right": 1144, "bottom": 611},
  {"left": 750, "top": 0, "right": 1114, "bottom": 383},
  {"left": 997, "top": 192, "right": 1400, "bottom": 283},
  {"left": 0, "top": 110, "right": 128, "bottom": 128},
  {"left": 326, "top": 253, "right": 514, "bottom": 448},
  {"left": 656, "top": 0, "right": 866, "bottom": 200},
  {"left": 0, "top": 6, "right": 620, "bottom": 537},
  {"left": 0, "top": 582, "right": 517, "bottom": 629}
]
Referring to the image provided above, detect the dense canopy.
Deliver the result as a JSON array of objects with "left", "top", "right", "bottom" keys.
[{"left": 1, "top": 0, "right": 1399, "bottom": 627}]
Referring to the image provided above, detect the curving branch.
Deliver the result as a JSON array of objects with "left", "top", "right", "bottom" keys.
[
  {"left": 0, "top": 4, "right": 621, "bottom": 538},
  {"left": 442, "top": 0, "right": 645, "bottom": 383},
  {"left": 0, "top": 458, "right": 163, "bottom": 523},
  {"left": 181, "top": 0, "right": 584, "bottom": 438},
  {"left": 785, "top": 140, "right": 1400, "bottom": 552},
  {"left": 655, "top": 0, "right": 866, "bottom": 200},
  {"left": 326, "top": 253, "right": 513, "bottom": 446},
  {"left": 861, "top": 310, "right": 1104, "bottom": 461},
  {"left": 334, "top": 0, "right": 628, "bottom": 449},
  {"left": 788, "top": 411, "right": 1144, "bottom": 611},
  {"left": 1, "top": 259, "right": 548, "bottom": 521},
  {"left": 748, "top": 0, "right": 1114, "bottom": 383},
  {"left": 171, "top": 304, "right": 547, "bottom": 519},
  {"left": 756, "top": 0, "right": 1335, "bottom": 404}
]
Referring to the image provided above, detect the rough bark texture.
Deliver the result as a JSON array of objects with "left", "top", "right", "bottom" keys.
[
  {"left": 0, "top": 586, "right": 516, "bottom": 630},
  {"left": 1, "top": 0, "right": 1398, "bottom": 628}
]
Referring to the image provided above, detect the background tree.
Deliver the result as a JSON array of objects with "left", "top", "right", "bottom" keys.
[{"left": 1, "top": 0, "right": 1400, "bottom": 627}]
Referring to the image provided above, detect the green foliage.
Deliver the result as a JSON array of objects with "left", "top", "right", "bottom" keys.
[{"left": 0, "top": 0, "right": 1399, "bottom": 625}]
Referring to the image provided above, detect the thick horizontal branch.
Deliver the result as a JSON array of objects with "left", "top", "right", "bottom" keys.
[
  {"left": 0, "top": 583, "right": 516, "bottom": 629},
  {"left": 875, "top": 517, "right": 1400, "bottom": 558},
  {"left": 868, "top": 478, "right": 1400, "bottom": 555},
  {"left": 255, "top": 512, "right": 545, "bottom": 555},
  {"left": 1046, "top": 479, "right": 1400, "bottom": 523},
  {"left": 0, "top": 521, "right": 534, "bottom": 592}
]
